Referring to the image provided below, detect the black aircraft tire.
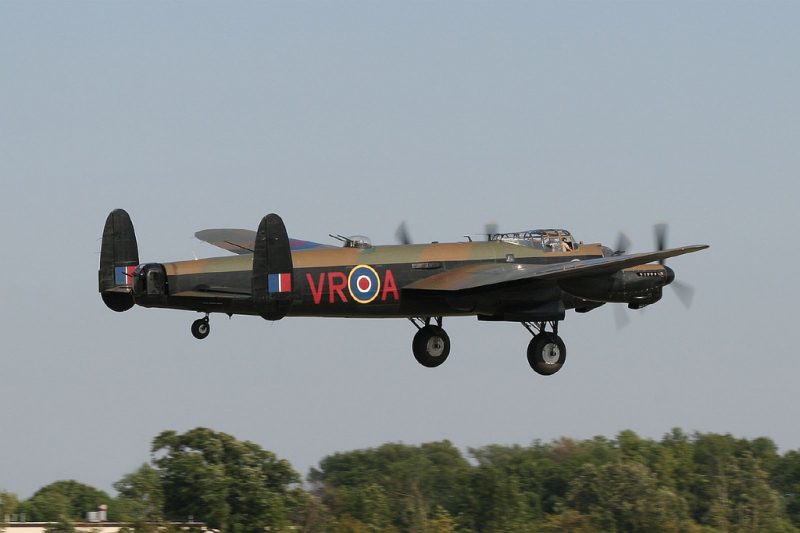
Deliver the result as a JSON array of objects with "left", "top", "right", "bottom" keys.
[
  {"left": 527, "top": 333, "right": 566, "bottom": 375},
  {"left": 191, "top": 318, "right": 210, "bottom": 340},
  {"left": 412, "top": 326, "right": 451, "bottom": 368}
]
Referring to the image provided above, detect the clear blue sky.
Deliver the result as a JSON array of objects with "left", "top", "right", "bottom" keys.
[{"left": 1, "top": 1, "right": 798, "bottom": 498}]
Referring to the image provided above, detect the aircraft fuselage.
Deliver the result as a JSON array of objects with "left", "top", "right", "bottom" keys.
[{"left": 140, "top": 241, "right": 606, "bottom": 319}]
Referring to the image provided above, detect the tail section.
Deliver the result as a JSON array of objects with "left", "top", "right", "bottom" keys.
[
  {"left": 98, "top": 209, "right": 139, "bottom": 312},
  {"left": 252, "top": 213, "right": 294, "bottom": 320}
]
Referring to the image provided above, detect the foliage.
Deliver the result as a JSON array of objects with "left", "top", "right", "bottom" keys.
[
  {"left": 13, "top": 428, "right": 800, "bottom": 532},
  {"left": 113, "top": 463, "right": 164, "bottom": 527},
  {"left": 1, "top": 491, "right": 20, "bottom": 533},
  {"left": 566, "top": 460, "right": 689, "bottom": 531},
  {"left": 18, "top": 481, "right": 112, "bottom": 522},
  {"left": 1, "top": 491, "right": 20, "bottom": 519},
  {"left": 151, "top": 427, "right": 300, "bottom": 533},
  {"left": 43, "top": 517, "right": 76, "bottom": 533},
  {"left": 310, "top": 430, "right": 800, "bottom": 532},
  {"left": 310, "top": 440, "right": 471, "bottom": 531},
  {"left": 775, "top": 450, "right": 800, "bottom": 526}
]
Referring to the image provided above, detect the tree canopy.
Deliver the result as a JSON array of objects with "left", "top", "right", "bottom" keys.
[
  {"left": 151, "top": 427, "right": 301, "bottom": 533},
  {"left": 5, "top": 427, "right": 800, "bottom": 532},
  {"left": 16, "top": 480, "right": 112, "bottom": 522}
]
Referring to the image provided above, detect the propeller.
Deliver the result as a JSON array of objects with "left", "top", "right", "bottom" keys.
[
  {"left": 395, "top": 221, "right": 412, "bottom": 245},
  {"left": 612, "top": 222, "right": 697, "bottom": 327},
  {"left": 653, "top": 222, "right": 695, "bottom": 308},
  {"left": 484, "top": 222, "right": 499, "bottom": 241},
  {"left": 613, "top": 304, "right": 631, "bottom": 329},
  {"left": 614, "top": 232, "right": 631, "bottom": 255},
  {"left": 655, "top": 222, "right": 668, "bottom": 263},
  {"left": 670, "top": 279, "right": 695, "bottom": 308}
]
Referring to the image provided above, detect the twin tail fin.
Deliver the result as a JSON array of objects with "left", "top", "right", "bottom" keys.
[{"left": 98, "top": 209, "right": 139, "bottom": 312}]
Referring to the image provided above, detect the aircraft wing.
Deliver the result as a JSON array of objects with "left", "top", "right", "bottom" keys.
[
  {"left": 404, "top": 245, "right": 709, "bottom": 293},
  {"left": 195, "top": 228, "right": 333, "bottom": 254},
  {"left": 170, "top": 289, "right": 252, "bottom": 299}
]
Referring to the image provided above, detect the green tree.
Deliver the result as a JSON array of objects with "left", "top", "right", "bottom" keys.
[
  {"left": 43, "top": 517, "right": 76, "bottom": 533},
  {"left": 312, "top": 440, "right": 472, "bottom": 531},
  {"left": 151, "top": 427, "right": 299, "bottom": 533},
  {"left": 539, "top": 508, "right": 596, "bottom": 533},
  {"left": 427, "top": 506, "right": 456, "bottom": 533},
  {"left": 566, "top": 460, "right": 689, "bottom": 532},
  {"left": 18, "top": 481, "right": 112, "bottom": 522},
  {"left": 285, "top": 489, "right": 332, "bottom": 533},
  {"left": 326, "top": 483, "right": 394, "bottom": 531},
  {"left": 467, "top": 464, "right": 535, "bottom": 532},
  {"left": 1, "top": 491, "right": 20, "bottom": 532},
  {"left": 467, "top": 435, "right": 620, "bottom": 522},
  {"left": 113, "top": 463, "right": 164, "bottom": 527},
  {"left": 706, "top": 451, "right": 788, "bottom": 532},
  {"left": 653, "top": 429, "right": 698, "bottom": 501},
  {"left": 689, "top": 432, "right": 791, "bottom": 531},
  {"left": 774, "top": 449, "right": 800, "bottom": 527}
]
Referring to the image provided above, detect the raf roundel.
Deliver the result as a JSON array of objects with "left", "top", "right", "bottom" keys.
[{"left": 348, "top": 264, "right": 381, "bottom": 304}]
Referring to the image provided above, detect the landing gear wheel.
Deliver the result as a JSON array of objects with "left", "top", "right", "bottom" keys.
[
  {"left": 412, "top": 325, "right": 451, "bottom": 368},
  {"left": 527, "top": 333, "right": 566, "bottom": 375},
  {"left": 191, "top": 317, "right": 210, "bottom": 340}
]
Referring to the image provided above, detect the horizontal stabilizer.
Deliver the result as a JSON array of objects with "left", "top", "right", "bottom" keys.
[{"left": 195, "top": 228, "right": 332, "bottom": 255}]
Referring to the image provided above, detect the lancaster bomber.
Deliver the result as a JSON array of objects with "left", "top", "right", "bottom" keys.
[{"left": 99, "top": 209, "right": 707, "bottom": 375}]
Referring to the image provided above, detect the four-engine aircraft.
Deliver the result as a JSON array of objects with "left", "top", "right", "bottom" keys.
[{"left": 98, "top": 209, "right": 708, "bottom": 375}]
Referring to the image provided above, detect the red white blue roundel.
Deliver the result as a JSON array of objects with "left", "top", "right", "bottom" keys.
[{"left": 348, "top": 264, "right": 381, "bottom": 304}]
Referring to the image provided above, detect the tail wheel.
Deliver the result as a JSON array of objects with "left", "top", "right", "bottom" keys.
[
  {"left": 527, "top": 333, "right": 566, "bottom": 375},
  {"left": 412, "top": 325, "right": 451, "bottom": 368},
  {"left": 191, "top": 317, "right": 210, "bottom": 340}
]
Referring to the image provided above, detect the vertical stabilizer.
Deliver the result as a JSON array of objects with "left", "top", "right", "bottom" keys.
[
  {"left": 252, "top": 213, "right": 294, "bottom": 320},
  {"left": 98, "top": 209, "right": 139, "bottom": 312}
]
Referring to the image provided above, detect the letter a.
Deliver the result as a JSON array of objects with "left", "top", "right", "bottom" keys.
[{"left": 381, "top": 269, "right": 400, "bottom": 301}]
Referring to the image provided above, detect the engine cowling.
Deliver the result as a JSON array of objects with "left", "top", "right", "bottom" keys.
[{"left": 559, "top": 265, "right": 674, "bottom": 306}]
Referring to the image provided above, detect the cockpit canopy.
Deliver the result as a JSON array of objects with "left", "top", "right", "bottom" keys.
[{"left": 489, "top": 229, "right": 579, "bottom": 252}]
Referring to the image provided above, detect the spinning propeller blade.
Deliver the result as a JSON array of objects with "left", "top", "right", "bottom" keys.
[
  {"left": 655, "top": 222, "right": 668, "bottom": 264},
  {"left": 484, "top": 222, "right": 499, "bottom": 241},
  {"left": 395, "top": 221, "right": 412, "bottom": 245},
  {"left": 611, "top": 222, "right": 699, "bottom": 329},
  {"left": 671, "top": 279, "right": 696, "bottom": 309},
  {"left": 613, "top": 304, "right": 631, "bottom": 329},
  {"left": 614, "top": 232, "right": 631, "bottom": 255},
  {"left": 652, "top": 222, "right": 696, "bottom": 308}
]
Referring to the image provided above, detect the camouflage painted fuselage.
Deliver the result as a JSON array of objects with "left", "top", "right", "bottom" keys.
[{"left": 150, "top": 241, "right": 606, "bottom": 319}]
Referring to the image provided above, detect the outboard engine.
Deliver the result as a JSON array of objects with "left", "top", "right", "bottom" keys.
[{"left": 559, "top": 265, "right": 674, "bottom": 307}]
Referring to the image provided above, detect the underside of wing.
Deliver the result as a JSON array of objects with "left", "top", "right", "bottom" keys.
[
  {"left": 404, "top": 245, "right": 709, "bottom": 293},
  {"left": 195, "top": 228, "right": 333, "bottom": 254},
  {"left": 170, "top": 289, "right": 252, "bottom": 299}
]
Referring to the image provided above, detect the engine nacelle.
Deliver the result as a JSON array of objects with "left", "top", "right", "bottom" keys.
[{"left": 559, "top": 266, "right": 673, "bottom": 305}]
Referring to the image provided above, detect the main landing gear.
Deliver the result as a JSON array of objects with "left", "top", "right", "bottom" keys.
[
  {"left": 191, "top": 314, "right": 210, "bottom": 340},
  {"left": 409, "top": 317, "right": 450, "bottom": 368},
  {"left": 407, "top": 317, "right": 566, "bottom": 374},
  {"left": 523, "top": 321, "right": 566, "bottom": 375}
]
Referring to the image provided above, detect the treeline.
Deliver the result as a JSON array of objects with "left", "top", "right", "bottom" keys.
[{"left": 2, "top": 427, "right": 800, "bottom": 532}]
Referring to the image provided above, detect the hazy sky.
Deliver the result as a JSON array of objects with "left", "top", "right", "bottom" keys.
[{"left": 1, "top": 2, "right": 798, "bottom": 498}]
